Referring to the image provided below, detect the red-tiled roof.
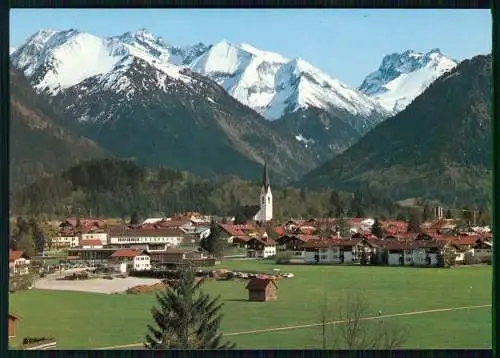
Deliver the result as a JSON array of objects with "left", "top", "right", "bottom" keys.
[
  {"left": 275, "top": 227, "right": 285, "bottom": 236},
  {"left": 110, "top": 249, "right": 148, "bottom": 258},
  {"left": 218, "top": 224, "right": 257, "bottom": 237},
  {"left": 9, "top": 250, "right": 30, "bottom": 262},
  {"left": 298, "top": 227, "right": 315, "bottom": 235},
  {"left": 246, "top": 278, "right": 277, "bottom": 290}
]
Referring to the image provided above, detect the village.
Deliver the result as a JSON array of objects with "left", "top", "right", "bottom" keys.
[
  {"left": 9, "top": 164, "right": 493, "bottom": 285},
  {"left": 7, "top": 164, "right": 493, "bottom": 349}
]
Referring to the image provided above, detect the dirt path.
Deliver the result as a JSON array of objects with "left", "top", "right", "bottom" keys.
[{"left": 95, "top": 304, "right": 491, "bottom": 350}]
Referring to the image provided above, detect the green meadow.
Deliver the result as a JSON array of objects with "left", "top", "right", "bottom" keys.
[{"left": 9, "top": 260, "right": 492, "bottom": 349}]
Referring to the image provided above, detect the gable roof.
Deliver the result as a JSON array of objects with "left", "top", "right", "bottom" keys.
[
  {"left": 9, "top": 250, "right": 30, "bottom": 262},
  {"left": 9, "top": 313, "right": 21, "bottom": 321},
  {"left": 110, "top": 249, "right": 149, "bottom": 258},
  {"left": 246, "top": 278, "right": 277, "bottom": 291}
]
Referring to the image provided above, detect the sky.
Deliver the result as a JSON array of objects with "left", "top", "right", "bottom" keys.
[{"left": 10, "top": 9, "right": 491, "bottom": 87}]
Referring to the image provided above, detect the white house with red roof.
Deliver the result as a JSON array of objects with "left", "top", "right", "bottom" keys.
[
  {"left": 247, "top": 232, "right": 276, "bottom": 258},
  {"left": 9, "top": 250, "right": 31, "bottom": 276},
  {"left": 81, "top": 229, "right": 108, "bottom": 246},
  {"left": 110, "top": 248, "right": 151, "bottom": 272}
]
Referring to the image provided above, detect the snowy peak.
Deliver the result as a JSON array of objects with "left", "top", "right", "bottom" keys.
[
  {"left": 359, "top": 48, "right": 458, "bottom": 113},
  {"left": 13, "top": 28, "right": 389, "bottom": 125},
  {"left": 11, "top": 28, "right": 199, "bottom": 95},
  {"left": 189, "top": 42, "right": 386, "bottom": 122},
  {"left": 264, "top": 57, "right": 387, "bottom": 122}
]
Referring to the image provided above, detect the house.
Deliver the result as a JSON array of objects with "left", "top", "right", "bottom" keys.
[
  {"left": 276, "top": 234, "right": 319, "bottom": 261},
  {"left": 67, "top": 248, "right": 117, "bottom": 263},
  {"left": 79, "top": 239, "right": 103, "bottom": 249},
  {"left": 246, "top": 278, "right": 278, "bottom": 302},
  {"left": 246, "top": 234, "right": 276, "bottom": 258},
  {"left": 149, "top": 248, "right": 213, "bottom": 268},
  {"left": 108, "top": 227, "right": 185, "bottom": 247},
  {"left": 384, "top": 241, "right": 419, "bottom": 266},
  {"left": 302, "top": 238, "right": 377, "bottom": 265},
  {"left": 218, "top": 223, "right": 255, "bottom": 246},
  {"left": 8, "top": 313, "right": 20, "bottom": 339},
  {"left": 470, "top": 240, "right": 492, "bottom": 263},
  {"left": 110, "top": 249, "right": 151, "bottom": 272},
  {"left": 52, "top": 232, "right": 80, "bottom": 249},
  {"left": 80, "top": 229, "right": 108, "bottom": 246},
  {"left": 9, "top": 250, "right": 31, "bottom": 276}
]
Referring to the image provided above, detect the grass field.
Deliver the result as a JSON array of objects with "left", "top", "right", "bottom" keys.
[{"left": 9, "top": 260, "right": 492, "bottom": 349}]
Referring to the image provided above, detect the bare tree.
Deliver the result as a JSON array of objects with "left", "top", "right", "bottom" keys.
[{"left": 319, "top": 292, "right": 407, "bottom": 349}]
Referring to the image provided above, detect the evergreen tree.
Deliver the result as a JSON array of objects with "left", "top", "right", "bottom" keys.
[
  {"left": 329, "top": 190, "right": 341, "bottom": 214},
  {"left": 407, "top": 211, "right": 422, "bottom": 233},
  {"left": 144, "top": 265, "right": 234, "bottom": 349},
  {"left": 422, "top": 204, "right": 432, "bottom": 222},
  {"left": 445, "top": 209, "right": 453, "bottom": 219},
  {"left": 130, "top": 212, "right": 140, "bottom": 226},
  {"left": 200, "top": 219, "right": 224, "bottom": 258},
  {"left": 233, "top": 212, "right": 246, "bottom": 225},
  {"left": 371, "top": 218, "right": 383, "bottom": 238}
]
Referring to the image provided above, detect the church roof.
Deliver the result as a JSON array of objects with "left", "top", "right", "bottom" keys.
[{"left": 262, "top": 161, "right": 270, "bottom": 192}]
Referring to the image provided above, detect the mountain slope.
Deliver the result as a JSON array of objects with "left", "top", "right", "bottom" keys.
[
  {"left": 301, "top": 54, "right": 492, "bottom": 205},
  {"left": 9, "top": 65, "right": 110, "bottom": 190},
  {"left": 189, "top": 41, "right": 389, "bottom": 130},
  {"left": 271, "top": 108, "right": 363, "bottom": 160},
  {"left": 359, "top": 49, "right": 457, "bottom": 113},
  {"left": 11, "top": 29, "right": 318, "bottom": 184}
]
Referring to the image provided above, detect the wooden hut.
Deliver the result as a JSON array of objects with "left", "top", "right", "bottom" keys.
[
  {"left": 246, "top": 278, "right": 278, "bottom": 302},
  {"left": 9, "top": 313, "right": 20, "bottom": 339}
]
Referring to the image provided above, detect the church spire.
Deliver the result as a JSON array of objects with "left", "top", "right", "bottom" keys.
[{"left": 262, "top": 161, "right": 270, "bottom": 192}]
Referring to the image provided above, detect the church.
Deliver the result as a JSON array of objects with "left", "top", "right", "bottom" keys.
[{"left": 253, "top": 161, "right": 273, "bottom": 222}]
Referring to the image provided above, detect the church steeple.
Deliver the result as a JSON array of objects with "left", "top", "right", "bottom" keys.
[{"left": 262, "top": 161, "right": 270, "bottom": 193}]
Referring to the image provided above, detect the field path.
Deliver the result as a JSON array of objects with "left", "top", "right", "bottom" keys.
[{"left": 96, "top": 304, "right": 491, "bottom": 350}]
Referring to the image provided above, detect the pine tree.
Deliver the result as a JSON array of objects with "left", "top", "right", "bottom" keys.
[
  {"left": 422, "top": 204, "right": 432, "bottom": 222},
  {"left": 408, "top": 211, "right": 422, "bottom": 233},
  {"left": 445, "top": 209, "right": 453, "bottom": 219},
  {"left": 371, "top": 218, "right": 383, "bottom": 238},
  {"left": 144, "top": 265, "right": 235, "bottom": 349},
  {"left": 200, "top": 219, "right": 224, "bottom": 258},
  {"left": 130, "top": 212, "right": 140, "bottom": 226}
]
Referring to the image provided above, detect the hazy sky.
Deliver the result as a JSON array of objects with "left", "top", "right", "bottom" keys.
[{"left": 10, "top": 9, "right": 491, "bottom": 87}]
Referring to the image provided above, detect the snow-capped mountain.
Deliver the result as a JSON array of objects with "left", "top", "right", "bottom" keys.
[
  {"left": 189, "top": 40, "right": 388, "bottom": 123},
  {"left": 10, "top": 28, "right": 320, "bottom": 183},
  {"left": 10, "top": 47, "right": 16, "bottom": 55},
  {"left": 359, "top": 49, "right": 457, "bottom": 113},
  {"left": 10, "top": 29, "right": 200, "bottom": 96},
  {"left": 11, "top": 28, "right": 389, "bottom": 131}
]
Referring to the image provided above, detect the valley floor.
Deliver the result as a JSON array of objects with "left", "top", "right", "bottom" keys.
[{"left": 9, "top": 260, "right": 492, "bottom": 349}]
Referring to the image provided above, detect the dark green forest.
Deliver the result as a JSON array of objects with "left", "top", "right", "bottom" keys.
[{"left": 12, "top": 159, "right": 407, "bottom": 221}]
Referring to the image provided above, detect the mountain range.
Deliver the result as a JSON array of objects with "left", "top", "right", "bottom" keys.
[
  {"left": 10, "top": 29, "right": 458, "bottom": 163},
  {"left": 10, "top": 28, "right": 489, "bottom": 206},
  {"left": 300, "top": 54, "right": 492, "bottom": 206}
]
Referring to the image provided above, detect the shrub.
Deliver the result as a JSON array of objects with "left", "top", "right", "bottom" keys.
[{"left": 275, "top": 251, "right": 291, "bottom": 264}]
